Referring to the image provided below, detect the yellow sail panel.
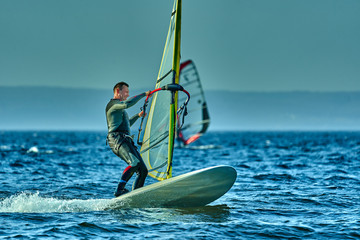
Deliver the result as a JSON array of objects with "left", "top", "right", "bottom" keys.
[{"left": 140, "top": 0, "right": 181, "bottom": 181}]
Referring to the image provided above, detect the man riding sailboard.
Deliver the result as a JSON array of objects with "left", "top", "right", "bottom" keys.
[{"left": 106, "top": 81, "right": 151, "bottom": 197}]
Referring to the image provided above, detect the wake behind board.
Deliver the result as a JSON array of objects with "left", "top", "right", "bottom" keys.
[{"left": 108, "top": 165, "right": 236, "bottom": 209}]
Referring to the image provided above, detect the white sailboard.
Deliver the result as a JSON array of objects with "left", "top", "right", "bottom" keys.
[
  {"left": 110, "top": 166, "right": 236, "bottom": 208},
  {"left": 113, "top": 0, "right": 236, "bottom": 208}
]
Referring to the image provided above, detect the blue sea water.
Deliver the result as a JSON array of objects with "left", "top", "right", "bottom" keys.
[{"left": 1, "top": 131, "right": 360, "bottom": 239}]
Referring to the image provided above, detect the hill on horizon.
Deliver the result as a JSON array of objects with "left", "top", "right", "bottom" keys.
[{"left": 1, "top": 86, "right": 360, "bottom": 131}]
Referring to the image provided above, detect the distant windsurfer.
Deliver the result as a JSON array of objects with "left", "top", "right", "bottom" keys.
[{"left": 106, "top": 82, "right": 150, "bottom": 197}]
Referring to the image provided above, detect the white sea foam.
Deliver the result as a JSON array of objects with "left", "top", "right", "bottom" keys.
[
  {"left": 27, "top": 146, "right": 39, "bottom": 153},
  {"left": 0, "top": 192, "right": 114, "bottom": 213},
  {"left": 0, "top": 145, "right": 10, "bottom": 150},
  {"left": 187, "top": 144, "right": 221, "bottom": 150},
  {"left": 25, "top": 146, "right": 54, "bottom": 154}
]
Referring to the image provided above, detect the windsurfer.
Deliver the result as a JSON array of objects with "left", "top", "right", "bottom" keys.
[{"left": 106, "top": 82, "right": 151, "bottom": 197}]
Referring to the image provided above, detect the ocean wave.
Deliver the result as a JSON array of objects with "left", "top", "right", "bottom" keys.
[{"left": 0, "top": 192, "right": 112, "bottom": 213}]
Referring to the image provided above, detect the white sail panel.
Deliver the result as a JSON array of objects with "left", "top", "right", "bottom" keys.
[{"left": 177, "top": 60, "right": 210, "bottom": 145}]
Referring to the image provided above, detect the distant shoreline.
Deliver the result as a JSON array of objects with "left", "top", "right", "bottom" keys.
[{"left": 1, "top": 86, "right": 360, "bottom": 131}]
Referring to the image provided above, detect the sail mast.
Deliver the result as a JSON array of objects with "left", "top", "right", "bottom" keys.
[{"left": 167, "top": 0, "right": 182, "bottom": 178}]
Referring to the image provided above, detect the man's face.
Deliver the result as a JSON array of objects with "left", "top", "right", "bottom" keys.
[{"left": 119, "top": 86, "right": 129, "bottom": 100}]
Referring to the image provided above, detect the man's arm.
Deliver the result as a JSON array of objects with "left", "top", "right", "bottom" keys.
[
  {"left": 112, "top": 92, "right": 147, "bottom": 110},
  {"left": 129, "top": 111, "right": 146, "bottom": 126},
  {"left": 129, "top": 114, "right": 140, "bottom": 127}
]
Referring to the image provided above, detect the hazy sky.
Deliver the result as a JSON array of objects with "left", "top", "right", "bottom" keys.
[{"left": 1, "top": 0, "right": 359, "bottom": 92}]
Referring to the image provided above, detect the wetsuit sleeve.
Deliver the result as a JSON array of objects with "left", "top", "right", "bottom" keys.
[
  {"left": 129, "top": 114, "right": 140, "bottom": 126},
  {"left": 111, "top": 92, "right": 146, "bottom": 110}
]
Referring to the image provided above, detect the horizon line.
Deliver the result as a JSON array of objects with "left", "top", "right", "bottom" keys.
[{"left": 1, "top": 85, "right": 360, "bottom": 93}]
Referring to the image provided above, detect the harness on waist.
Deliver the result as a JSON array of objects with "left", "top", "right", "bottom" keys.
[{"left": 106, "top": 131, "right": 135, "bottom": 147}]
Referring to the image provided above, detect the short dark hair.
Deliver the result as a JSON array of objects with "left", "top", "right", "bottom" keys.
[{"left": 113, "top": 82, "right": 129, "bottom": 93}]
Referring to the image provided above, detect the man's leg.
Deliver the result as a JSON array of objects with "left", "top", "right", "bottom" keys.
[
  {"left": 114, "top": 165, "right": 136, "bottom": 197},
  {"left": 113, "top": 139, "right": 147, "bottom": 196},
  {"left": 131, "top": 146, "right": 148, "bottom": 190},
  {"left": 132, "top": 160, "right": 148, "bottom": 190}
]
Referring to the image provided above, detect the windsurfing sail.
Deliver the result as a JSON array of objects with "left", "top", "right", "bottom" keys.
[
  {"left": 139, "top": 0, "right": 183, "bottom": 181},
  {"left": 177, "top": 60, "right": 210, "bottom": 145}
]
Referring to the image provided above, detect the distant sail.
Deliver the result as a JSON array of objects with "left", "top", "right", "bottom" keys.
[
  {"left": 177, "top": 60, "right": 210, "bottom": 145},
  {"left": 139, "top": 0, "right": 182, "bottom": 181}
]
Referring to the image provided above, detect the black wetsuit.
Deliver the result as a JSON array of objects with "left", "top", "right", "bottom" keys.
[{"left": 105, "top": 93, "right": 148, "bottom": 196}]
